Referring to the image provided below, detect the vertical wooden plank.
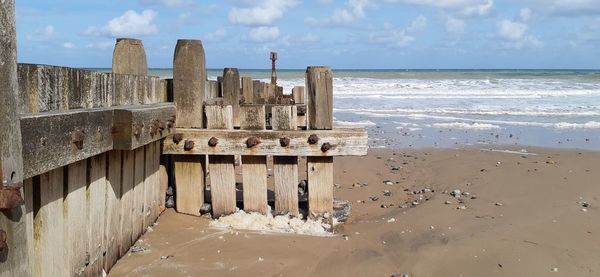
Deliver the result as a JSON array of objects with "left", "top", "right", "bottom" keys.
[
  {"left": 153, "top": 141, "right": 163, "bottom": 218},
  {"left": 240, "top": 106, "right": 268, "bottom": 214},
  {"left": 252, "top": 80, "right": 263, "bottom": 104},
  {"left": 272, "top": 106, "right": 299, "bottom": 216},
  {"left": 23, "top": 178, "right": 34, "bottom": 277},
  {"left": 65, "top": 160, "right": 88, "bottom": 276},
  {"left": 206, "top": 105, "right": 236, "bottom": 218},
  {"left": 33, "top": 168, "right": 65, "bottom": 277},
  {"left": 132, "top": 147, "right": 145, "bottom": 241},
  {"left": 0, "top": 1, "right": 31, "bottom": 275},
  {"left": 119, "top": 150, "right": 134, "bottom": 256},
  {"left": 222, "top": 68, "right": 241, "bottom": 127},
  {"left": 104, "top": 151, "right": 122, "bottom": 272},
  {"left": 241, "top": 77, "right": 253, "bottom": 104},
  {"left": 112, "top": 38, "right": 148, "bottom": 76},
  {"left": 306, "top": 66, "right": 334, "bottom": 220},
  {"left": 292, "top": 86, "right": 305, "bottom": 104},
  {"left": 87, "top": 154, "right": 106, "bottom": 276},
  {"left": 172, "top": 39, "right": 206, "bottom": 217},
  {"left": 143, "top": 143, "right": 154, "bottom": 230}
]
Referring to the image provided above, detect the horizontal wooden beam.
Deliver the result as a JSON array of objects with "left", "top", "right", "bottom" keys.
[
  {"left": 21, "top": 108, "right": 114, "bottom": 179},
  {"left": 113, "top": 103, "right": 176, "bottom": 150},
  {"left": 20, "top": 103, "right": 175, "bottom": 179},
  {"left": 163, "top": 128, "right": 368, "bottom": 156}
]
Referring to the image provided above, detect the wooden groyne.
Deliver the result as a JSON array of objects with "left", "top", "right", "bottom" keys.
[{"left": 0, "top": 1, "right": 368, "bottom": 275}]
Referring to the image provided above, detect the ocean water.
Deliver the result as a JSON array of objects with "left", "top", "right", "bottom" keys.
[{"left": 144, "top": 68, "right": 600, "bottom": 150}]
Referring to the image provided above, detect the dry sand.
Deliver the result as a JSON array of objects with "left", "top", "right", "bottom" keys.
[{"left": 109, "top": 147, "right": 600, "bottom": 277}]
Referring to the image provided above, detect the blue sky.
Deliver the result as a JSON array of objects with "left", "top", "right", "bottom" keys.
[{"left": 15, "top": 0, "right": 600, "bottom": 69}]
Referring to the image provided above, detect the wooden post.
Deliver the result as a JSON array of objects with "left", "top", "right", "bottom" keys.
[
  {"left": 252, "top": 80, "right": 263, "bottom": 104},
  {"left": 240, "top": 106, "right": 268, "bottom": 214},
  {"left": 206, "top": 105, "right": 236, "bottom": 218},
  {"left": 292, "top": 86, "right": 306, "bottom": 129},
  {"left": 112, "top": 38, "right": 148, "bottom": 76},
  {"left": 173, "top": 39, "right": 206, "bottom": 216},
  {"left": 0, "top": 1, "right": 31, "bottom": 275},
  {"left": 222, "top": 68, "right": 241, "bottom": 127},
  {"left": 64, "top": 160, "right": 88, "bottom": 276},
  {"left": 87, "top": 154, "right": 107, "bottom": 276},
  {"left": 241, "top": 77, "right": 253, "bottom": 104},
  {"left": 272, "top": 106, "right": 300, "bottom": 217},
  {"left": 305, "top": 66, "right": 334, "bottom": 220}
]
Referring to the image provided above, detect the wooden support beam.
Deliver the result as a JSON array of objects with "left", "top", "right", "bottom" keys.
[
  {"left": 112, "top": 103, "right": 176, "bottom": 150},
  {"left": 272, "top": 106, "right": 299, "bottom": 216},
  {"left": 163, "top": 128, "right": 367, "bottom": 156},
  {"left": 20, "top": 108, "right": 113, "bottom": 180},
  {"left": 306, "top": 66, "right": 334, "bottom": 220},
  {"left": 240, "top": 106, "right": 268, "bottom": 214},
  {"left": 206, "top": 105, "right": 236, "bottom": 218}
]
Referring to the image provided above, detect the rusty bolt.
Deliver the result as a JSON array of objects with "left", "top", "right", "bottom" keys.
[
  {"left": 307, "top": 134, "right": 319, "bottom": 144},
  {"left": 71, "top": 128, "right": 85, "bottom": 150},
  {"left": 172, "top": 133, "right": 184, "bottom": 144},
  {"left": 246, "top": 137, "right": 261, "bottom": 148},
  {"left": 321, "top": 142, "right": 332, "bottom": 152},
  {"left": 133, "top": 123, "right": 143, "bottom": 139},
  {"left": 208, "top": 137, "right": 219, "bottom": 147},
  {"left": 183, "top": 140, "right": 195, "bottom": 151},
  {"left": 0, "top": 184, "right": 24, "bottom": 210},
  {"left": 279, "top": 137, "right": 290, "bottom": 147},
  {"left": 0, "top": 229, "right": 6, "bottom": 252},
  {"left": 297, "top": 105, "right": 307, "bottom": 114}
]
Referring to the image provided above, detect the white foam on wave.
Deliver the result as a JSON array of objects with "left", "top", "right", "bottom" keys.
[
  {"left": 333, "top": 120, "right": 376, "bottom": 127},
  {"left": 430, "top": 122, "right": 502, "bottom": 130},
  {"left": 335, "top": 107, "right": 600, "bottom": 117},
  {"left": 554, "top": 121, "right": 600, "bottom": 129}
]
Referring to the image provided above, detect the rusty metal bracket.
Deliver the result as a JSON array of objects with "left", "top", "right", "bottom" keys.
[{"left": 0, "top": 182, "right": 24, "bottom": 210}]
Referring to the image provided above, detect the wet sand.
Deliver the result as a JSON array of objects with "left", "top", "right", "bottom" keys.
[{"left": 109, "top": 146, "right": 600, "bottom": 277}]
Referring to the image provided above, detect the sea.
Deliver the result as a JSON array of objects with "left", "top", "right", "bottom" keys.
[{"left": 135, "top": 69, "right": 599, "bottom": 151}]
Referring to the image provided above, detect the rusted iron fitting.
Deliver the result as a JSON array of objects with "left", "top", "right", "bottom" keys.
[
  {"left": 0, "top": 229, "right": 7, "bottom": 252},
  {"left": 71, "top": 127, "right": 85, "bottom": 150},
  {"left": 297, "top": 105, "right": 307, "bottom": 114},
  {"left": 279, "top": 137, "right": 290, "bottom": 147},
  {"left": 172, "top": 133, "right": 184, "bottom": 144},
  {"left": 321, "top": 142, "right": 332, "bottom": 152},
  {"left": 183, "top": 140, "right": 195, "bottom": 151},
  {"left": 208, "top": 137, "right": 219, "bottom": 147},
  {"left": 166, "top": 115, "right": 176, "bottom": 129},
  {"left": 246, "top": 137, "right": 261, "bottom": 148},
  {"left": 133, "top": 123, "right": 144, "bottom": 139},
  {"left": 307, "top": 134, "right": 319, "bottom": 144},
  {"left": 0, "top": 182, "right": 24, "bottom": 210}
]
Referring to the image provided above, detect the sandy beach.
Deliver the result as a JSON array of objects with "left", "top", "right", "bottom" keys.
[{"left": 109, "top": 146, "right": 599, "bottom": 277}]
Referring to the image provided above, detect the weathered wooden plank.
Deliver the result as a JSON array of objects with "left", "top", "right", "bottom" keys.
[
  {"left": 132, "top": 147, "right": 145, "bottom": 241},
  {"left": 20, "top": 108, "right": 114, "bottom": 179},
  {"left": 87, "top": 154, "right": 106, "bottom": 276},
  {"left": 272, "top": 106, "right": 299, "bottom": 216},
  {"left": 119, "top": 150, "right": 134, "bottom": 256},
  {"left": 153, "top": 141, "right": 162, "bottom": 218},
  {"left": 112, "top": 38, "right": 148, "bottom": 76},
  {"left": 112, "top": 103, "right": 176, "bottom": 150},
  {"left": 306, "top": 66, "right": 333, "bottom": 130},
  {"left": 143, "top": 143, "right": 154, "bottom": 230},
  {"left": 33, "top": 168, "right": 65, "bottom": 277},
  {"left": 207, "top": 105, "right": 236, "bottom": 218},
  {"left": 173, "top": 155, "right": 204, "bottom": 216},
  {"left": 23, "top": 178, "right": 34, "bottom": 277},
  {"left": 206, "top": 80, "right": 219, "bottom": 100},
  {"left": 65, "top": 160, "right": 88, "bottom": 276},
  {"left": 241, "top": 77, "right": 253, "bottom": 104},
  {"left": 173, "top": 39, "right": 205, "bottom": 129},
  {"left": 164, "top": 128, "right": 368, "bottom": 156},
  {"left": 222, "top": 68, "right": 241, "bottom": 127},
  {"left": 307, "top": 156, "right": 334, "bottom": 219},
  {"left": 292, "top": 86, "right": 305, "bottom": 104},
  {"left": 240, "top": 106, "right": 268, "bottom": 214},
  {"left": 0, "top": 1, "right": 31, "bottom": 275},
  {"left": 104, "top": 151, "right": 121, "bottom": 272},
  {"left": 252, "top": 80, "right": 263, "bottom": 104},
  {"left": 159, "top": 148, "right": 169, "bottom": 213}
]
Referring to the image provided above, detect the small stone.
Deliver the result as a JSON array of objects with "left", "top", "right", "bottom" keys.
[
  {"left": 384, "top": 180, "right": 394, "bottom": 185},
  {"left": 411, "top": 201, "right": 419, "bottom": 206},
  {"left": 444, "top": 200, "right": 452, "bottom": 205},
  {"left": 258, "top": 257, "right": 264, "bottom": 262},
  {"left": 343, "top": 235, "right": 349, "bottom": 241},
  {"left": 581, "top": 208, "right": 588, "bottom": 212},
  {"left": 370, "top": 196, "right": 379, "bottom": 202},
  {"left": 422, "top": 188, "right": 432, "bottom": 193},
  {"left": 165, "top": 196, "right": 175, "bottom": 208},
  {"left": 160, "top": 255, "right": 173, "bottom": 260},
  {"left": 199, "top": 203, "right": 212, "bottom": 214},
  {"left": 334, "top": 183, "right": 342, "bottom": 189},
  {"left": 450, "top": 190, "right": 461, "bottom": 198},
  {"left": 495, "top": 202, "right": 503, "bottom": 206},
  {"left": 387, "top": 218, "right": 396, "bottom": 223},
  {"left": 166, "top": 186, "right": 174, "bottom": 196},
  {"left": 462, "top": 192, "right": 470, "bottom": 196},
  {"left": 551, "top": 267, "right": 558, "bottom": 272},
  {"left": 380, "top": 204, "right": 389, "bottom": 209},
  {"left": 131, "top": 245, "right": 145, "bottom": 253},
  {"left": 383, "top": 190, "right": 392, "bottom": 197},
  {"left": 582, "top": 202, "right": 590, "bottom": 208},
  {"left": 457, "top": 205, "right": 467, "bottom": 210}
]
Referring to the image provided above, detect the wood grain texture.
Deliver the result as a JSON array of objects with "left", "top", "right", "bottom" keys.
[
  {"left": 241, "top": 77, "right": 253, "bottom": 104},
  {"left": 240, "top": 105, "right": 268, "bottom": 214},
  {"left": 222, "top": 68, "right": 241, "bottom": 127},
  {"left": 307, "top": 156, "right": 333, "bottom": 219},
  {"left": 163, "top": 128, "right": 368, "bottom": 156},
  {"left": 292, "top": 86, "right": 305, "bottom": 104},
  {"left": 174, "top": 155, "right": 204, "bottom": 216},
  {"left": 205, "top": 105, "right": 234, "bottom": 130},
  {"left": 306, "top": 66, "right": 333, "bottom": 130},
  {"left": 23, "top": 178, "right": 34, "bottom": 277},
  {"left": 272, "top": 105, "right": 299, "bottom": 216},
  {"left": 239, "top": 105, "right": 266, "bottom": 130},
  {"left": 271, "top": 106, "right": 297, "bottom": 131},
  {"left": 33, "top": 168, "right": 65, "bottom": 277},
  {"left": 153, "top": 141, "right": 162, "bottom": 219},
  {"left": 173, "top": 39, "right": 205, "bottom": 128},
  {"left": 119, "top": 150, "right": 134, "bottom": 256},
  {"left": 132, "top": 147, "right": 145, "bottom": 241},
  {"left": 65, "top": 160, "right": 88, "bottom": 276},
  {"left": 112, "top": 103, "right": 176, "bottom": 150},
  {"left": 143, "top": 144, "right": 154, "bottom": 230},
  {"left": 207, "top": 104, "right": 236, "bottom": 218},
  {"left": 112, "top": 38, "right": 148, "bottom": 76},
  {"left": 159, "top": 148, "right": 169, "bottom": 213},
  {"left": 86, "top": 154, "right": 106, "bottom": 277},
  {"left": 252, "top": 80, "right": 263, "bottom": 104},
  {"left": 105, "top": 151, "right": 122, "bottom": 272}
]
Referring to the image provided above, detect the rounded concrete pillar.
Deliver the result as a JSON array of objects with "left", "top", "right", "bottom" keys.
[{"left": 112, "top": 38, "right": 148, "bottom": 76}]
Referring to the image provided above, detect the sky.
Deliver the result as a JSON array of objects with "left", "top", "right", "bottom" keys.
[{"left": 14, "top": 0, "right": 600, "bottom": 69}]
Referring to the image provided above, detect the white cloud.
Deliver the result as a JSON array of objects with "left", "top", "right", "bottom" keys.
[
  {"left": 85, "top": 41, "right": 114, "bottom": 49},
  {"left": 84, "top": 10, "right": 159, "bottom": 37},
  {"left": 26, "top": 25, "right": 56, "bottom": 41},
  {"left": 460, "top": 0, "right": 493, "bottom": 17},
  {"left": 305, "top": 0, "right": 374, "bottom": 26},
  {"left": 62, "top": 42, "right": 75, "bottom": 49},
  {"left": 138, "top": 0, "right": 193, "bottom": 7},
  {"left": 282, "top": 33, "right": 320, "bottom": 47},
  {"left": 445, "top": 17, "right": 466, "bottom": 34},
  {"left": 204, "top": 29, "right": 228, "bottom": 42},
  {"left": 368, "top": 16, "right": 427, "bottom": 48},
  {"left": 496, "top": 19, "right": 543, "bottom": 49},
  {"left": 520, "top": 8, "right": 532, "bottom": 22},
  {"left": 229, "top": 0, "right": 299, "bottom": 26},
  {"left": 247, "top": 26, "right": 280, "bottom": 42},
  {"left": 549, "top": 0, "right": 600, "bottom": 16}
]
